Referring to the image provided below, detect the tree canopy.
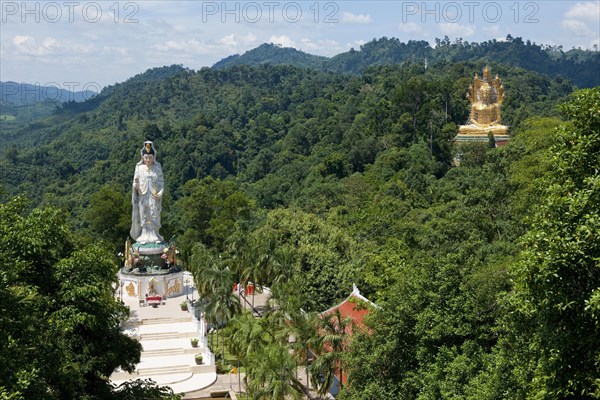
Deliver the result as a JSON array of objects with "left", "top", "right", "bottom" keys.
[
  {"left": 0, "top": 197, "right": 180, "bottom": 400},
  {"left": 1, "top": 38, "right": 598, "bottom": 399}
]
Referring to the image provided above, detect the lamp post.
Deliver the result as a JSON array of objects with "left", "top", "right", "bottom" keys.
[{"left": 185, "top": 277, "right": 189, "bottom": 300}]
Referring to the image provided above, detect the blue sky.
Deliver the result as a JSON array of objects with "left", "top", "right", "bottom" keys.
[{"left": 1, "top": 1, "right": 598, "bottom": 89}]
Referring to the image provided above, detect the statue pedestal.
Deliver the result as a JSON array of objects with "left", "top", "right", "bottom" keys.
[
  {"left": 455, "top": 124, "right": 510, "bottom": 146},
  {"left": 118, "top": 269, "right": 184, "bottom": 300},
  {"left": 455, "top": 66, "right": 510, "bottom": 147},
  {"left": 119, "top": 242, "right": 184, "bottom": 300},
  {"left": 458, "top": 124, "right": 509, "bottom": 136}
]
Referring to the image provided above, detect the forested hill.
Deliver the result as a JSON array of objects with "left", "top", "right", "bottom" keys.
[
  {"left": 214, "top": 43, "right": 328, "bottom": 70},
  {"left": 214, "top": 37, "right": 600, "bottom": 88},
  {"left": 1, "top": 61, "right": 574, "bottom": 211},
  {"left": 2, "top": 35, "right": 600, "bottom": 398}
]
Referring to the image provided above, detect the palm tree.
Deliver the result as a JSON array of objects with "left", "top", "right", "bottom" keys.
[
  {"left": 309, "top": 310, "right": 352, "bottom": 396},
  {"left": 188, "top": 243, "right": 216, "bottom": 348},
  {"left": 287, "top": 308, "right": 319, "bottom": 393},
  {"left": 246, "top": 343, "right": 304, "bottom": 400},
  {"left": 259, "top": 271, "right": 320, "bottom": 398},
  {"left": 189, "top": 244, "right": 240, "bottom": 359},
  {"left": 188, "top": 243, "right": 215, "bottom": 298},
  {"left": 269, "top": 244, "right": 296, "bottom": 287},
  {"left": 227, "top": 311, "right": 268, "bottom": 394},
  {"left": 174, "top": 228, "right": 199, "bottom": 269},
  {"left": 244, "top": 237, "right": 269, "bottom": 316},
  {"left": 247, "top": 228, "right": 297, "bottom": 314},
  {"left": 224, "top": 229, "right": 252, "bottom": 309},
  {"left": 261, "top": 288, "right": 293, "bottom": 349},
  {"left": 203, "top": 262, "right": 241, "bottom": 362}
]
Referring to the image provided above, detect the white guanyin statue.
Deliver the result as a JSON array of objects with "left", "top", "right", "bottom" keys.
[{"left": 130, "top": 141, "right": 164, "bottom": 244}]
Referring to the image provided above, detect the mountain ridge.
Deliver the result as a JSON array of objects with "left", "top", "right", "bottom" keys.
[
  {"left": 213, "top": 43, "right": 328, "bottom": 70},
  {"left": 213, "top": 37, "right": 600, "bottom": 88},
  {"left": 0, "top": 81, "right": 97, "bottom": 105}
]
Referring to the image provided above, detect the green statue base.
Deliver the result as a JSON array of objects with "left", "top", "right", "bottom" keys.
[{"left": 122, "top": 240, "right": 180, "bottom": 275}]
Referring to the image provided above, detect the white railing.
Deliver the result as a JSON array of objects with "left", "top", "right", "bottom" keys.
[{"left": 188, "top": 301, "right": 210, "bottom": 359}]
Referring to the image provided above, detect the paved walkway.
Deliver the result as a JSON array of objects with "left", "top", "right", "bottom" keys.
[{"left": 182, "top": 372, "right": 246, "bottom": 399}]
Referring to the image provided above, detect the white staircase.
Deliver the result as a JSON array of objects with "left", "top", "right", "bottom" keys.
[{"left": 111, "top": 312, "right": 215, "bottom": 391}]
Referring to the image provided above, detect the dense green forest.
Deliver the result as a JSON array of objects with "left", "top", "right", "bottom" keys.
[
  {"left": 1, "top": 36, "right": 599, "bottom": 399},
  {"left": 0, "top": 197, "right": 182, "bottom": 400},
  {"left": 0, "top": 100, "right": 62, "bottom": 132},
  {"left": 215, "top": 36, "right": 600, "bottom": 88}
]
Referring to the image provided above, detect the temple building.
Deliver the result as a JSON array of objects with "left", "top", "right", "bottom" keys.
[
  {"left": 314, "top": 285, "right": 376, "bottom": 397},
  {"left": 455, "top": 65, "right": 510, "bottom": 146}
]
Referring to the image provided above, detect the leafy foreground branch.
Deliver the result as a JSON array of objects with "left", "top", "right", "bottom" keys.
[{"left": 0, "top": 197, "right": 180, "bottom": 400}]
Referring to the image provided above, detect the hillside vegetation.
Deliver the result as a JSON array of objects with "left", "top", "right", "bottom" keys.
[
  {"left": 1, "top": 36, "right": 599, "bottom": 399},
  {"left": 215, "top": 36, "right": 600, "bottom": 88}
]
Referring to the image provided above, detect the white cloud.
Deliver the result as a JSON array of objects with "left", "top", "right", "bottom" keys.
[
  {"left": 11, "top": 35, "right": 93, "bottom": 56},
  {"left": 562, "top": 19, "right": 595, "bottom": 37},
  {"left": 12, "top": 35, "right": 54, "bottom": 56},
  {"left": 565, "top": 2, "right": 600, "bottom": 20},
  {"left": 139, "top": 18, "right": 179, "bottom": 36},
  {"left": 101, "top": 46, "right": 128, "bottom": 57},
  {"left": 154, "top": 40, "right": 184, "bottom": 52},
  {"left": 483, "top": 26, "right": 502, "bottom": 36},
  {"left": 268, "top": 35, "right": 296, "bottom": 48},
  {"left": 153, "top": 38, "right": 212, "bottom": 54},
  {"left": 152, "top": 33, "right": 257, "bottom": 57},
  {"left": 398, "top": 22, "right": 428, "bottom": 35},
  {"left": 439, "top": 23, "right": 475, "bottom": 37},
  {"left": 299, "top": 38, "right": 343, "bottom": 55},
  {"left": 561, "top": 2, "right": 598, "bottom": 40},
  {"left": 68, "top": 42, "right": 95, "bottom": 54},
  {"left": 341, "top": 12, "right": 372, "bottom": 24},
  {"left": 218, "top": 33, "right": 257, "bottom": 51},
  {"left": 173, "top": 25, "right": 189, "bottom": 33},
  {"left": 220, "top": 34, "right": 238, "bottom": 48},
  {"left": 81, "top": 32, "right": 99, "bottom": 40},
  {"left": 346, "top": 40, "right": 366, "bottom": 50},
  {"left": 121, "top": 57, "right": 136, "bottom": 65}
]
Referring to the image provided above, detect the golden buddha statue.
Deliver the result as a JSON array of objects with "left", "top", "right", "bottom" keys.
[{"left": 457, "top": 66, "right": 509, "bottom": 142}]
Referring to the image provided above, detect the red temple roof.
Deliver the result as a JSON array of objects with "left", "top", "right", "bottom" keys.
[
  {"left": 318, "top": 284, "right": 375, "bottom": 334},
  {"left": 315, "top": 285, "right": 377, "bottom": 388}
]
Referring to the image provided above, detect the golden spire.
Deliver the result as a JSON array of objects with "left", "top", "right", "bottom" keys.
[{"left": 483, "top": 65, "right": 492, "bottom": 82}]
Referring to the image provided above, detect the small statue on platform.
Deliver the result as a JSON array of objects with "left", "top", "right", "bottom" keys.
[{"left": 130, "top": 141, "right": 164, "bottom": 244}]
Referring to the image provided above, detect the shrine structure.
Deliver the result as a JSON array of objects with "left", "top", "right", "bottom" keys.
[{"left": 455, "top": 65, "right": 510, "bottom": 146}]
